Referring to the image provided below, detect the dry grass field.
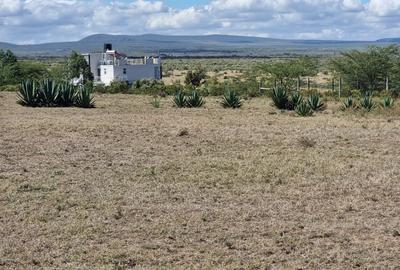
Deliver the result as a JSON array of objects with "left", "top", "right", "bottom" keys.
[{"left": 1, "top": 91, "right": 400, "bottom": 269}]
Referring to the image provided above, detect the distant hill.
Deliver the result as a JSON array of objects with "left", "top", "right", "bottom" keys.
[
  {"left": 0, "top": 34, "right": 399, "bottom": 57},
  {"left": 376, "top": 38, "right": 400, "bottom": 43}
]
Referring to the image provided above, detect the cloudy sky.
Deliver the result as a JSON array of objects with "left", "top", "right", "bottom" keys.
[{"left": 0, "top": 0, "right": 399, "bottom": 44}]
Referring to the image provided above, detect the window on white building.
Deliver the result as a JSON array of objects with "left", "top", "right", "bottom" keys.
[{"left": 123, "top": 68, "right": 127, "bottom": 75}]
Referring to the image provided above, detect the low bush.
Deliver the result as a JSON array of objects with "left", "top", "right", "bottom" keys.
[
  {"left": 0, "top": 84, "right": 20, "bottom": 92},
  {"left": 108, "top": 80, "right": 130, "bottom": 94}
]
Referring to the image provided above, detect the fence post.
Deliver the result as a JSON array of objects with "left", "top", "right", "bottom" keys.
[
  {"left": 339, "top": 77, "right": 342, "bottom": 99},
  {"left": 297, "top": 77, "right": 301, "bottom": 92},
  {"left": 307, "top": 77, "right": 310, "bottom": 91},
  {"left": 386, "top": 77, "right": 389, "bottom": 91},
  {"left": 332, "top": 78, "right": 335, "bottom": 92}
]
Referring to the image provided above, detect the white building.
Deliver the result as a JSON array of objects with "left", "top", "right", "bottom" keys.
[{"left": 83, "top": 44, "right": 162, "bottom": 86}]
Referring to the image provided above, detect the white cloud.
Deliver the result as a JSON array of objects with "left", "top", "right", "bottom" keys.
[
  {"left": 0, "top": 0, "right": 22, "bottom": 16},
  {"left": 367, "top": 0, "right": 400, "bottom": 16},
  {"left": 0, "top": 0, "right": 399, "bottom": 44}
]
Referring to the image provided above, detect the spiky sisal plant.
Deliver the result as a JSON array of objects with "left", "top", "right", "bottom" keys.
[
  {"left": 307, "top": 93, "right": 325, "bottom": 111},
  {"left": 342, "top": 96, "right": 355, "bottom": 110},
  {"left": 186, "top": 91, "right": 204, "bottom": 108},
  {"left": 289, "top": 91, "right": 303, "bottom": 108},
  {"left": 173, "top": 90, "right": 186, "bottom": 108},
  {"left": 296, "top": 101, "right": 313, "bottom": 117},
  {"left": 75, "top": 85, "right": 95, "bottom": 108},
  {"left": 18, "top": 80, "right": 38, "bottom": 107},
  {"left": 360, "top": 95, "right": 375, "bottom": 111},
  {"left": 382, "top": 96, "right": 394, "bottom": 108},
  {"left": 221, "top": 90, "right": 242, "bottom": 108},
  {"left": 57, "top": 83, "right": 77, "bottom": 107},
  {"left": 271, "top": 87, "right": 289, "bottom": 110},
  {"left": 38, "top": 79, "right": 59, "bottom": 107}
]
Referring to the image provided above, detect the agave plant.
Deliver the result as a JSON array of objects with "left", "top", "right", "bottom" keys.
[
  {"left": 289, "top": 91, "right": 303, "bottom": 108},
  {"left": 382, "top": 96, "right": 394, "bottom": 108},
  {"left": 342, "top": 96, "right": 355, "bottom": 110},
  {"left": 173, "top": 90, "right": 186, "bottom": 108},
  {"left": 186, "top": 90, "right": 204, "bottom": 108},
  {"left": 360, "top": 95, "right": 375, "bottom": 111},
  {"left": 75, "top": 85, "right": 95, "bottom": 108},
  {"left": 296, "top": 101, "right": 313, "bottom": 117},
  {"left": 57, "top": 83, "right": 77, "bottom": 107},
  {"left": 18, "top": 80, "right": 38, "bottom": 107},
  {"left": 271, "top": 87, "right": 289, "bottom": 110},
  {"left": 221, "top": 90, "right": 242, "bottom": 108},
  {"left": 307, "top": 93, "right": 325, "bottom": 111},
  {"left": 151, "top": 96, "right": 161, "bottom": 108},
  {"left": 38, "top": 79, "right": 59, "bottom": 106}
]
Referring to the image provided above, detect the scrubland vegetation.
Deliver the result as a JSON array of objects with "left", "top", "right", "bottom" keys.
[{"left": 1, "top": 45, "right": 400, "bottom": 269}]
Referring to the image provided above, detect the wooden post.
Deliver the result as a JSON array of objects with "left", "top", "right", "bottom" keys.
[
  {"left": 307, "top": 77, "right": 310, "bottom": 91},
  {"left": 339, "top": 77, "right": 342, "bottom": 99},
  {"left": 297, "top": 77, "right": 301, "bottom": 92},
  {"left": 386, "top": 77, "right": 389, "bottom": 91},
  {"left": 332, "top": 78, "right": 335, "bottom": 92}
]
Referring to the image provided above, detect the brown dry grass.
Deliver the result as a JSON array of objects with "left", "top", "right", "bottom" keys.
[{"left": 1, "top": 92, "right": 400, "bottom": 269}]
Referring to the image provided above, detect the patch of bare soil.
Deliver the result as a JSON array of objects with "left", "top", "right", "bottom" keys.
[{"left": 1, "top": 92, "right": 400, "bottom": 269}]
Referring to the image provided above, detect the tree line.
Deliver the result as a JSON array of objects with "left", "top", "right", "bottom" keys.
[{"left": 1, "top": 45, "right": 400, "bottom": 95}]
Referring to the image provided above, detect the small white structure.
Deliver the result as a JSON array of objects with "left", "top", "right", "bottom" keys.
[{"left": 83, "top": 44, "right": 162, "bottom": 86}]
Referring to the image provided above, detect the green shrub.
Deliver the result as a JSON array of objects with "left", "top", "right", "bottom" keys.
[
  {"left": 271, "top": 87, "right": 290, "bottom": 110},
  {"left": 221, "top": 90, "right": 242, "bottom": 108},
  {"left": 75, "top": 85, "right": 95, "bottom": 108},
  {"left": 0, "top": 84, "right": 20, "bottom": 92},
  {"left": 186, "top": 91, "right": 204, "bottom": 108},
  {"left": 93, "top": 84, "right": 107, "bottom": 93},
  {"left": 108, "top": 80, "right": 130, "bottom": 94},
  {"left": 360, "top": 96, "right": 375, "bottom": 111},
  {"left": 173, "top": 90, "right": 186, "bottom": 108},
  {"left": 382, "top": 96, "right": 394, "bottom": 108},
  {"left": 307, "top": 93, "right": 325, "bottom": 111},
  {"left": 17, "top": 80, "right": 38, "bottom": 107},
  {"left": 296, "top": 102, "right": 313, "bottom": 117}
]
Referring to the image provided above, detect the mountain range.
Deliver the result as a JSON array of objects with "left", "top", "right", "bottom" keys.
[{"left": 1, "top": 34, "right": 399, "bottom": 57}]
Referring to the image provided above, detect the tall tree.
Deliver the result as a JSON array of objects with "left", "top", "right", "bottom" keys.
[
  {"left": 259, "top": 57, "right": 318, "bottom": 90},
  {"left": 330, "top": 45, "right": 400, "bottom": 93},
  {"left": 0, "top": 49, "right": 20, "bottom": 85},
  {"left": 67, "top": 51, "right": 93, "bottom": 83}
]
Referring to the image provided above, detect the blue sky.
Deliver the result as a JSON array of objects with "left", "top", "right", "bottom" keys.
[{"left": 0, "top": 0, "right": 399, "bottom": 44}]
